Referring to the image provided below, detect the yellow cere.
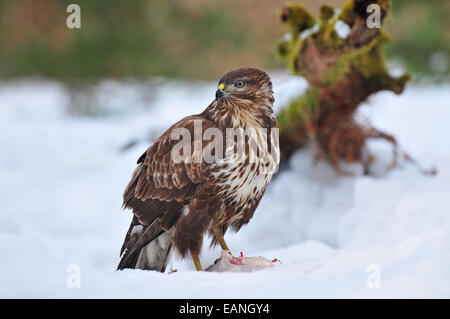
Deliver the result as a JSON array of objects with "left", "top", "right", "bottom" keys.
[{"left": 219, "top": 83, "right": 225, "bottom": 90}]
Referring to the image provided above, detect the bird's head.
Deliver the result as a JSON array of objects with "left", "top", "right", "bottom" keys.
[{"left": 214, "top": 68, "right": 274, "bottom": 106}]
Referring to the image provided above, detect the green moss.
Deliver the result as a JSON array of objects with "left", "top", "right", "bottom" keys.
[
  {"left": 280, "top": 0, "right": 398, "bottom": 88},
  {"left": 276, "top": 38, "right": 305, "bottom": 77},
  {"left": 338, "top": 0, "right": 355, "bottom": 23},
  {"left": 281, "top": 2, "right": 316, "bottom": 38},
  {"left": 320, "top": 5, "right": 335, "bottom": 22},
  {"left": 287, "top": 37, "right": 305, "bottom": 76},
  {"left": 276, "top": 40, "right": 290, "bottom": 59},
  {"left": 277, "top": 88, "right": 320, "bottom": 130},
  {"left": 317, "top": 5, "right": 338, "bottom": 44},
  {"left": 303, "top": 6, "right": 392, "bottom": 87},
  {"left": 319, "top": 31, "right": 391, "bottom": 86},
  {"left": 277, "top": 0, "right": 411, "bottom": 132}
]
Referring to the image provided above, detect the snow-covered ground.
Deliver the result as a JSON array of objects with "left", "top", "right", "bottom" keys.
[{"left": 0, "top": 73, "right": 449, "bottom": 298}]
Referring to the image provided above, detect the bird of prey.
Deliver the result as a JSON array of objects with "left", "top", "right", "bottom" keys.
[{"left": 117, "top": 68, "right": 279, "bottom": 272}]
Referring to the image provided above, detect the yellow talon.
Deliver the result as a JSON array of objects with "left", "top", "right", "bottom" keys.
[
  {"left": 213, "top": 229, "right": 230, "bottom": 251},
  {"left": 192, "top": 254, "right": 203, "bottom": 271}
]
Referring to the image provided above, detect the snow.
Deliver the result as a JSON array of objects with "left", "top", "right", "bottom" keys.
[
  {"left": 1, "top": 73, "right": 449, "bottom": 298},
  {"left": 335, "top": 20, "right": 351, "bottom": 39}
]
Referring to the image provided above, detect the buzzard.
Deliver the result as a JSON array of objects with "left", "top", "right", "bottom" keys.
[{"left": 117, "top": 68, "right": 279, "bottom": 271}]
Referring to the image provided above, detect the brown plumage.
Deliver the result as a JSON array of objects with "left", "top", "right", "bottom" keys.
[{"left": 117, "top": 68, "right": 279, "bottom": 271}]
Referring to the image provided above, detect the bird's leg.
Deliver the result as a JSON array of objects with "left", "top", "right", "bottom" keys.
[
  {"left": 213, "top": 229, "right": 230, "bottom": 251},
  {"left": 192, "top": 254, "right": 203, "bottom": 271}
]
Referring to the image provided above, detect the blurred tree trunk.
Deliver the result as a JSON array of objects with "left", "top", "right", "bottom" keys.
[{"left": 276, "top": 0, "right": 410, "bottom": 172}]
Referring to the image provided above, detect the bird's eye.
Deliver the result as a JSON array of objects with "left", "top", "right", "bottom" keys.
[{"left": 235, "top": 80, "right": 246, "bottom": 88}]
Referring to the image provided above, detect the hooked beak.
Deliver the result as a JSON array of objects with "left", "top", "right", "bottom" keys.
[
  {"left": 215, "top": 89, "right": 225, "bottom": 100},
  {"left": 215, "top": 83, "right": 226, "bottom": 100}
]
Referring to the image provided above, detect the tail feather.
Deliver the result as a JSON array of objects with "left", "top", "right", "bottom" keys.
[
  {"left": 117, "top": 219, "right": 173, "bottom": 271},
  {"left": 135, "top": 229, "right": 173, "bottom": 272}
]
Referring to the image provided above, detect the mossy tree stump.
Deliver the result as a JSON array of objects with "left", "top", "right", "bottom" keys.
[{"left": 276, "top": 0, "right": 410, "bottom": 173}]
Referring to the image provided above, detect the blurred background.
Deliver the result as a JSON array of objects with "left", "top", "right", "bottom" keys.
[
  {"left": 1, "top": 0, "right": 448, "bottom": 83},
  {"left": 1, "top": 0, "right": 450, "bottom": 298}
]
